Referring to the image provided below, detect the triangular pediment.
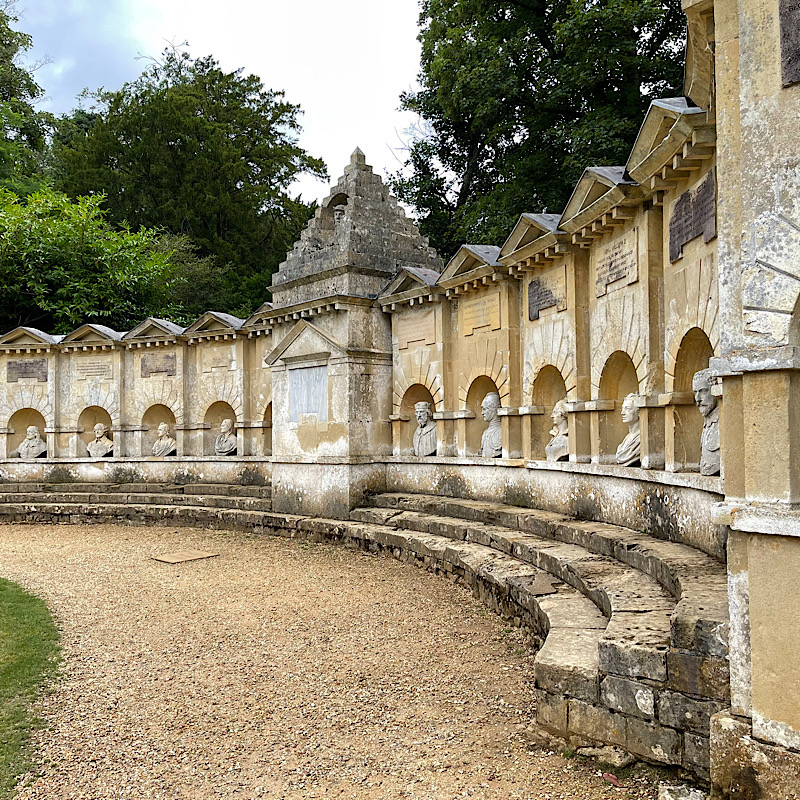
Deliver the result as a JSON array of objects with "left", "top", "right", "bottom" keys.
[
  {"left": 627, "top": 98, "right": 707, "bottom": 184},
  {"left": 499, "top": 213, "right": 566, "bottom": 264},
  {"left": 265, "top": 320, "right": 348, "bottom": 366},
  {"left": 123, "top": 317, "right": 185, "bottom": 341},
  {"left": 183, "top": 311, "right": 245, "bottom": 337},
  {"left": 242, "top": 302, "right": 274, "bottom": 329},
  {"left": 0, "top": 326, "right": 60, "bottom": 347},
  {"left": 438, "top": 245, "right": 501, "bottom": 288},
  {"left": 380, "top": 266, "right": 442, "bottom": 298},
  {"left": 559, "top": 167, "right": 641, "bottom": 233},
  {"left": 61, "top": 323, "right": 124, "bottom": 345}
]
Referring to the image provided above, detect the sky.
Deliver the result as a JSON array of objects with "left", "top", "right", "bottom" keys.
[{"left": 19, "top": 0, "right": 424, "bottom": 202}]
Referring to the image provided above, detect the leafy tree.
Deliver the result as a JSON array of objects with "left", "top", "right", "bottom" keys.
[
  {"left": 391, "top": 0, "right": 686, "bottom": 257},
  {"left": 0, "top": 188, "right": 180, "bottom": 333},
  {"left": 51, "top": 48, "right": 326, "bottom": 317}
]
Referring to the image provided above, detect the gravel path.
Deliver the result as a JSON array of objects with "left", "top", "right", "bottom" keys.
[{"left": 0, "top": 523, "right": 662, "bottom": 799}]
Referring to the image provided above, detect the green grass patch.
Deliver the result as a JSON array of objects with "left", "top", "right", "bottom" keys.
[{"left": 0, "top": 579, "right": 60, "bottom": 798}]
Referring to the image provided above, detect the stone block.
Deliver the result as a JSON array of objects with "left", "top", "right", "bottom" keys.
[
  {"left": 658, "top": 785, "right": 707, "bottom": 800},
  {"left": 601, "top": 675, "right": 656, "bottom": 720},
  {"left": 534, "top": 628, "right": 601, "bottom": 703},
  {"left": 534, "top": 689, "right": 568, "bottom": 736},
  {"left": 683, "top": 732, "right": 710, "bottom": 771},
  {"left": 626, "top": 717, "right": 682, "bottom": 765},
  {"left": 658, "top": 690, "right": 725, "bottom": 734},
  {"left": 568, "top": 699, "right": 627, "bottom": 746},
  {"left": 599, "top": 618, "right": 669, "bottom": 682},
  {"left": 667, "top": 651, "right": 730, "bottom": 702}
]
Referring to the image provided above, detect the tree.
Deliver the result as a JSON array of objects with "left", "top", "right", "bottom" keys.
[
  {"left": 0, "top": 188, "right": 180, "bottom": 333},
  {"left": 51, "top": 48, "right": 326, "bottom": 317},
  {"left": 391, "top": 0, "right": 686, "bottom": 257}
]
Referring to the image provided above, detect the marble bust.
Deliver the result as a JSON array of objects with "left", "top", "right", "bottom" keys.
[
  {"left": 545, "top": 400, "right": 569, "bottom": 462},
  {"left": 693, "top": 369, "right": 720, "bottom": 476},
  {"left": 616, "top": 394, "right": 641, "bottom": 467},
  {"left": 152, "top": 422, "right": 177, "bottom": 457},
  {"left": 480, "top": 392, "right": 502, "bottom": 458},
  {"left": 16, "top": 425, "right": 47, "bottom": 459},
  {"left": 412, "top": 401, "right": 437, "bottom": 457},
  {"left": 87, "top": 423, "right": 113, "bottom": 458},
  {"left": 215, "top": 418, "right": 237, "bottom": 456}
]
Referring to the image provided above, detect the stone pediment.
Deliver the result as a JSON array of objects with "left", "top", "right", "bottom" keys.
[
  {"left": 123, "top": 317, "right": 186, "bottom": 342},
  {"left": 559, "top": 167, "right": 641, "bottom": 233},
  {"left": 183, "top": 311, "right": 245, "bottom": 342},
  {"left": 0, "top": 326, "right": 61, "bottom": 350},
  {"left": 242, "top": 302, "right": 274, "bottom": 331},
  {"left": 265, "top": 320, "right": 348, "bottom": 366},
  {"left": 438, "top": 245, "right": 502, "bottom": 289},
  {"left": 499, "top": 214, "right": 567, "bottom": 265},
  {"left": 379, "top": 266, "right": 442, "bottom": 306},
  {"left": 60, "top": 323, "right": 124, "bottom": 349},
  {"left": 626, "top": 98, "right": 708, "bottom": 184}
]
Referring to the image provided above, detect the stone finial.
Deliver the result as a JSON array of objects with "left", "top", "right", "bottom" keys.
[{"left": 350, "top": 147, "right": 366, "bottom": 166}]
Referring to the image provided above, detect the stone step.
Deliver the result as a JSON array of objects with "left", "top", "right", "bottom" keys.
[
  {"left": 0, "top": 482, "right": 272, "bottom": 498},
  {"left": 0, "top": 491, "right": 272, "bottom": 512},
  {"left": 366, "top": 493, "right": 728, "bottom": 658}
]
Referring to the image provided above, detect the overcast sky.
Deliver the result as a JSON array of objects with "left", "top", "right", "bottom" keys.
[{"left": 20, "top": 0, "right": 423, "bottom": 201}]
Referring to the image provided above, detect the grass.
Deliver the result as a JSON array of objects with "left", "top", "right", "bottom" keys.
[{"left": 0, "top": 579, "right": 60, "bottom": 798}]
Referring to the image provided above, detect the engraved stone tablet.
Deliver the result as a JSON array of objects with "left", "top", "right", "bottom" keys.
[
  {"left": 669, "top": 171, "right": 717, "bottom": 262},
  {"left": 75, "top": 356, "right": 113, "bottom": 380},
  {"left": 528, "top": 266, "right": 567, "bottom": 320},
  {"left": 289, "top": 365, "right": 328, "bottom": 422},
  {"left": 202, "top": 346, "right": 234, "bottom": 373},
  {"left": 141, "top": 352, "right": 177, "bottom": 378},
  {"left": 781, "top": 0, "right": 800, "bottom": 87},
  {"left": 595, "top": 229, "right": 638, "bottom": 297},
  {"left": 397, "top": 308, "right": 436, "bottom": 350},
  {"left": 7, "top": 358, "right": 47, "bottom": 383},
  {"left": 460, "top": 292, "right": 501, "bottom": 336}
]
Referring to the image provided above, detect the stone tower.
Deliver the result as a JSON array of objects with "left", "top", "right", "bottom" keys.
[{"left": 266, "top": 149, "right": 442, "bottom": 517}]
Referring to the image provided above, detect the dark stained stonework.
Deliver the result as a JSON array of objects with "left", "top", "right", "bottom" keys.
[
  {"left": 141, "top": 353, "right": 177, "bottom": 378},
  {"left": 781, "top": 0, "right": 800, "bottom": 87},
  {"left": 528, "top": 277, "right": 562, "bottom": 320},
  {"left": 669, "top": 171, "right": 717, "bottom": 262},
  {"left": 7, "top": 358, "right": 48, "bottom": 383}
]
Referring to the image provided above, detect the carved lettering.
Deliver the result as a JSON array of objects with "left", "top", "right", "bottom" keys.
[
  {"left": 141, "top": 352, "right": 177, "bottom": 378},
  {"left": 75, "top": 357, "right": 112, "bottom": 380},
  {"left": 7, "top": 358, "right": 47, "bottom": 383},
  {"left": 781, "top": 0, "right": 800, "bottom": 87},
  {"left": 460, "top": 292, "right": 501, "bottom": 336},
  {"left": 669, "top": 171, "right": 717, "bottom": 262},
  {"left": 596, "top": 229, "right": 638, "bottom": 297},
  {"left": 528, "top": 266, "right": 567, "bottom": 320},
  {"left": 396, "top": 308, "right": 436, "bottom": 350}
]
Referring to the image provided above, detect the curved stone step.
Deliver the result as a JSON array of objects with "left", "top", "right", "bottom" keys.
[
  {"left": 366, "top": 493, "right": 728, "bottom": 658},
  {"left": 0, "top": 482, "right": 271, "bottom": 499}
]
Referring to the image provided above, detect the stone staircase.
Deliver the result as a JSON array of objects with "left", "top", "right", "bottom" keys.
[{"left": 0, "top": 482, "right": 728, "bottom": 779}]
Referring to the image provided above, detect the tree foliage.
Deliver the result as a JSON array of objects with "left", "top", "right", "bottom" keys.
[
  {"left": 51, "top": 48, "right": 326, "bottom": 317},
  {"left": 391, "top": 0, "right": 686, "bottom": 257},
  {"left": 0, "top": 188, "right": 179, "bottom": 333}
]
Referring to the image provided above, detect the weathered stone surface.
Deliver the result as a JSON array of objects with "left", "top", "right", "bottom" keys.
[
  {"left": 535, "top": 628, "right": 601, "bottom": 703},
  {"left": 658, "top": 690, "right": 725, "bottom": 735},
  {"left": 568, "top": 699, "right": 627, "bottom": 746},
  {"left": 599, "top": 614, "right": 670, "bottom": 681},
  {"left": 534, "top": 689, "right": 568, "bottom": 736},
  {"left": 667, "top": 651, "right": 730, "bottom": 703},
  {"left": 658, "top": 785, "right": 707, "bottom": 800},
  {"left": 575, "top": 745, "right": 636, "bottom": 769},
  {"left": 600, "top": 675, "right": 656, "bottom": 720},
  {"left": 626, "top": 717, "right": 682, "bottom": 764},
  {"left": 683, "top": 732, "right": 710, "bottom": 772}
]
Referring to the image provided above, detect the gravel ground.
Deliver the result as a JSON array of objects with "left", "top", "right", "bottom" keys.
[{"left": 0, "top": 523, "right": 664, "bottom": 800}]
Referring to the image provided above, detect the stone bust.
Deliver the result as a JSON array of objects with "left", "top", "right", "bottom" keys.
[
  {"left": 87, "top": 422, "right": 113, "bottom": 458},
  {"left": 480, "top": 392, "right": 502, "bottom": 458},
  {"left": 693, "top": 369, "right": 720, "bottom": 476},
  {"left": 616, "top": 394, "right": 641, "bottom": 467},
  {"left": 545, "top": 399, "right": 569, "bottom": 462},
  {"left": 152, "top": 422, "right": 177, "bottom": 457},
  {"left": 16, "top": 425, "right": 47, "bottom": 459},
  {"left": 412, "top": 401, "right": 437, "bottom": 457},
  {"left": 215, "top": 418, "right": 237, "bottom": 456}
]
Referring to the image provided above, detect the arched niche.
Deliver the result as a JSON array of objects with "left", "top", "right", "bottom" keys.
[
  {"left": 263, "top": 402, "right": 272, "bottom": 457},
  {"left": 7, "top": 408, "right": 47, "bottom": 458},
  {"left": 671, "top": 327, "right": 714, "bottom": 471},
  {"left": 597, "top": 351, "right": 639, "bottom": 462},
  {"left": 142, "top": 404, "right": 177, "bottom": 457},
  {"left": 465, "top": 376, "right": 499, "bottom": 456},
  {"left": 78, "top": 406, "right": 113, "bottom": 457},
  {"left": 398, "top": 383, "right": 436, "bottom": 456},
  {"left": 204, "top": 401, "right": 237, "bottom": 456},
  {"left": 530, "top": 366, "right": 567, "bottom": 459}
]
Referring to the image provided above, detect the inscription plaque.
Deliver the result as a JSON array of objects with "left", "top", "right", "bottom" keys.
[
  {"left": 595, "top": 229, "right": 638, "bottom": 297},
  {"left": 75, "top": 357, "right": 112, "bottom": 380},
  {"left": 289, "top": 365, "right": 328, "bottom": 422},
  {"left": 7, "top": 358, "right": 47, "bottom": 383},
  {"left": 141, "top": 352, "right": 177, "bottom": 378},
  {"left": 460, "top": 292, "right": 501, "bottom": 336},
  {"left": 397, "top": 308, "right": 436, "bottom": 350},
  {"left": 781, "top": 0, "right": 800, "bottom": 87},
  {"left": 669, "top": 171, "right": 717, "bottom": 262},
  {"left": 528, "top": 266, "right": 567, "bottom": 320}
]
